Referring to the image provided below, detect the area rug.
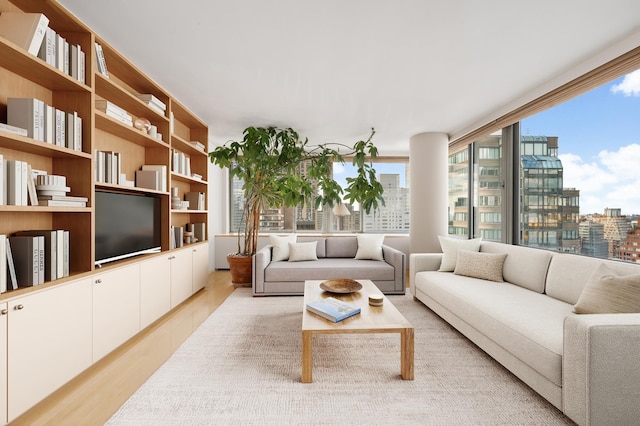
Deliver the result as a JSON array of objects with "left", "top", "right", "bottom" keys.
[{"left": 106, "top": 289, "right": 573, "bottom": 425}]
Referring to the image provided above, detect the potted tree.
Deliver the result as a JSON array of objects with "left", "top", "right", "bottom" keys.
[{"left": 209, "top": 126, "right": 384, "bottom": 284}]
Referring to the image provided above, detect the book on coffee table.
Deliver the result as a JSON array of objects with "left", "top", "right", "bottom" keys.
[{"left": 306, "top": 297, "right": 361, "bottom": 323}]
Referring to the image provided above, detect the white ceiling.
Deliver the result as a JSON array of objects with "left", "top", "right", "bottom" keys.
[{"left": 59, "top": 0, "right": 640, "bottom": 155}]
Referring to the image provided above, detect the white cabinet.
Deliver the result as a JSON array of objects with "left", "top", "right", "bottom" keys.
[
  {"left": 92, "top": 264, "right": 141, "bottom": 362},
  {"left": 0, "top": 303, "right": 7, "bottom": 426},
  {"left": 191, "top": 242, "right": 209, "bottom": 293},
  {"left": 170, "top": 248, "right": 193, "bottom": 308},
  {"left": 6, "top": 279, "right": 92, "bottom": 422},
  {"left": 140, "top": 255, "right": 171, "bottom": 329}
]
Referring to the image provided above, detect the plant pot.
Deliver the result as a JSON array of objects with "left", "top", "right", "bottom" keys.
[{"left": 227, "top": 254, "right": 252, "bottom": 287}]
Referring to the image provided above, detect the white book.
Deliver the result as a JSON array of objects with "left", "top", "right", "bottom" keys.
[
  {"left": 37, "top": 27, "right": 56, "bottom": 66},
  {"left": 6, "top": 159, "right": 24, "bottom": 206},
  {"left": 26, "top": 164, "right": 38, "bottom": 206},
  {"left": 66, "top": 111, "right": 77, "bottom": 149},
  {"left": 70, "top": 44, "right": 79, "bottom": 80},
  {"left": 0, "top": 122, "right": 28, "bottom": 137},
  {"left": 94, "top": 42, "right": 108, "bottom": 77},
  {"left": 79, "top": 47, "right": 85, "bottom": 83},
  {"left": 7, "top": 97, "right": 40, "bottom": 139},
  {"left": 0, "top": 234, "right": 6, "bottom": 293},
  {"left": 0, "top": 12, "right": 49, "bottom": 55},
  {"left": 56, "top": 229, "right": 64, "bottom": 278},
  {"left": 36, "top": 98, "right": 45, "bottom": 141},
  {"left": 95, "top": 150, "right": 105, "bottom": 182},
  {"left": 63, "top": 38, "right": 69, "bottom": 74},
  {"left": 62, "top": 230, "right": 69, "bottom": 277},
  {"left": 141, "top": 165, "right": 167, "bottom": 192},
  {"left": 6, "top": 238, "right": 18, "bottom": 290},
  {"left": 135, "top": 169, "right": 160, "bottom": 190},
  {"left": 114, "top": 152, "right": 121, "bottom": 185},
  {"left": 44, "top": 103, "right": 55, "bottom": 143},
  {"left": 38, "top": 199, "right": 86, "bottom": 207},
  {"left": 75, "top": 115, "right": 83, "bottom": 151},
  {"left": 20, "top": 159, "right": 28, "bottom": 205},
  {"left": 55, "top": 33, "right": 65, "bottom": 72}
]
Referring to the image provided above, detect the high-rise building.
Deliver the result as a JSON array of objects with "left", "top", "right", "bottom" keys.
[
  {"left": 617, "top": 227, "right": 640, "bottom": 262},
  {"left": 579, "top": 221, "right": 608, "bottom": 258},
  {"left": 596, "top": 208, "right": 632, "bottom": 259},
  {"left": 362, "top": 173, "right": 410, "bottom": 232}
]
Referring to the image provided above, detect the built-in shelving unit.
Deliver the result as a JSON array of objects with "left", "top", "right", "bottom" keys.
[{"left": 0, "top": 0, "right": 210, "bottom": 423}]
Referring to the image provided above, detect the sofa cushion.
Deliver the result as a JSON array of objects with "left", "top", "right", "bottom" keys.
[
  {"left": 437, "top": 236, "right": 482, "bottom": 272},
  {"left": 326, "top": 237, "right": 358, "bottom": 258},
  {"left": 573, "top": 263, "right": 640, "bottom": 314},
  {"left": 288, "top": 241, "right": 318, "bottom": 262},
  {"left": 480, "top": 242, "right": 552, "bottom": 293},
  {"left": 265, "top": 258, "right": 394, "bottom": 282},
  {"left": 414, "top": 270, "right": 571, "bottom": 386},
  {"left": 354, "top": 234, "right": 384, "bottom": 261},
  {"left": 546, "top": 254, "right": 640, "bottom": 304},
  {"left": 454, "top": 250, "right": 506, "bottom": 282},
  {"left": 270, "top": 234, "right": 296, "bottom": 261}
]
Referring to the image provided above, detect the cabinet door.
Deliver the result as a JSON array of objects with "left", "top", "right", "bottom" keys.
[
  {"left": 191, "top": 243, "right": 209, "bottom": 293},
  {"left": 140, "top": 255, "right": 171, "bottom": 329},
  {"left": 170, "top": 248, "right": 193, "bottom": 308},
  {"left": 0, "top": 303, "right": 7, "bottom": 426},
  {"left": 92, "top": 263, "right": 141, "bottom": 362},
  {"left": 7, "top": 279, "right": 92, "bottom": 422}
]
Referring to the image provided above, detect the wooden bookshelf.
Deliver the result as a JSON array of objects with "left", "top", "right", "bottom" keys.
[{"left": 0, "top": 0, "right": 210, "bottom": 423}]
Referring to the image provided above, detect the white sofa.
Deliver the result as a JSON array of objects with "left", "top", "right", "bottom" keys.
[
  {"left": 253, "top": 235, "right": 406, "bottom": 296},
  {"left": 410, "top": 241, "right": 640, "bottom": 426}
]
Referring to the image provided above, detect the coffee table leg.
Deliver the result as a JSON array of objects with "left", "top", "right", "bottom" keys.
[
  {"left": 401, "top": 327, "right": 414, "bottom": 380},
  {"left": 302, "top": 330, "right": 313, "bottom": 383}
]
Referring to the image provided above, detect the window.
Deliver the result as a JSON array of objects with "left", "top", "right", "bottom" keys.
[{"left": 229, "top": 159, "right": 410, "bottom": 234}]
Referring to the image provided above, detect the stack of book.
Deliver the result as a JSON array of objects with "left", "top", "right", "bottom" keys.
[
  {"left": 95, "top": 100, "right": 132, "bottom": 126},
  {"left": 0, "top": 229, "right": 70, "bottom": 292},
  {"left": 37, "top": 26, "right": 85, "bottom": 83},
  {"left": 172, "top": 149, "right": 191, "bottom": 176},
  {"left": 7, "top": 97, "right": 83, "bottom": 150},
  {"left": 136, "top": 94, "right": 166, "bottom": 116},
  {"left": 36, "top": 174, "right": 87, "bottom": 207},
  {"left": 0, "top": 157, "right": 43, "bottom": 207},
  {"left": 188, "top": 140, "right": 205, "bottom": 152}
]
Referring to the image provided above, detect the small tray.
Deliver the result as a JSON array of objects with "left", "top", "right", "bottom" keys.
[{"left": 319, "top": 278, "right": 362, "bottom": 294}]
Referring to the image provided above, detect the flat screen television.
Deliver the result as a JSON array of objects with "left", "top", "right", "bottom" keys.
[{"left": 95, "top": 190, "right": 162, "bottom": 266}]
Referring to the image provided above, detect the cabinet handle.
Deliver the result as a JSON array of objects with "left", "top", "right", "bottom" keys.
[
  {"left": 95, "top": 279, "right": 102, "bottom": 284},
  {"left": 13, "top": 305, "right": 24, "bottom": 311},
  {"left": 1, "top": 309, "right": 7, "bottom": 315},
  {"left": 169, "top": 256, "right": 175, "bottom": 260}
]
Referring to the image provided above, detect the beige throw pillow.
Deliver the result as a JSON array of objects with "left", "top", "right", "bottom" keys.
[
  {"left": 288, "top": 241, "right": 318, "bottom": 262},
  {"left": 438, "top": 236, "right": 482, "bottom": 272},
  {"left": 573, "top": 263, "right": 640, "bottom": 314},
  {"left": 354, "top": 234, "right": 385, "bottom": 261},
  {"left": 453, "top": 249, "right": 506, "bottom": 282},
  {"left": 270, "top": 234, "right": 296, "bottom": 261}
]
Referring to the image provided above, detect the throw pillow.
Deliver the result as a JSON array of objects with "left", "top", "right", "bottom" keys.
[
  {"left": 288, "top": 241, "right": 318, "bottom": 262},
  {"left": 453, "top": 249, "right": 506, "bottom": 282},
  {"left": 354, "top": 234, "right": 385, "bottom": 261},
  {"left": 573, "top": 263, "right": 640, "bottom": 314},
  {"left": 270, "top": 234, "right": 296, "bottom": 261},
  {"left": 438, "top": 236, "right": 482, "bottom": 272}
]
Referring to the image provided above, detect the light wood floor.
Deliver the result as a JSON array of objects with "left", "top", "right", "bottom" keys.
[{"left": 11, "top": 270, "right": 236, "bottom": 426}]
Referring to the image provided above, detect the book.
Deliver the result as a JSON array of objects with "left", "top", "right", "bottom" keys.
[
  {"left": 141, "top": 165, "right": 167, "bottom": 192},
  {"left": 0, "top": 122, "right": 28, "bottom": 137},
  {"left": 37, "top": 27, "right": 56, "bottom": 66},
  {"left": 0, "top": 234, "right": 6, "bottom": 293},
  {"left": 6, "top": 159, "right": 25, "bottom": 206},
  {"left": 0, "top": 12, "right": 49, "bottom": 55},
  {"left": 7, "top": 97, "right": 41, "bottom": 140},
  {"left": 136, "top": 169, "right": 160, "bottom": 190},
  {"left": 6, "top": 238, "right": 17, "bottom": 290},
  {"left": 185, "top": 191, "right": 205, "bottom": 210},
  {"left": 62, "top": 230, "right": 69, "bottom": 277},
  {"left": 14, "top": 230, "right": 57, "bottom": 281},
  {"left": 306, "top": 297, "right": 361, "bottom": 322},
  {"left": 38, "top": 199, "right": 86, "bottom": 207},
  {"left": 94, "top": 42, "right": 108, "bottom": 77},
  {"left": 136, "top": 94, "right": 166, "bottom": 111},
  {"left": 38, "top": 194, "right": 88, "bottom": 202},
  {"left": 9, "top": 235, "right": 41, "bottom": 287},
  {"left": 26, "top": 164, "right": 39, "bottom": 206},
  {"left": 0, "top": 155, "right": 4, "bottom": 206}
]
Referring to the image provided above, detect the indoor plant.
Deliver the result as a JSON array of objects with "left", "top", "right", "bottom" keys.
[{"left": 209, "top": 126, "right": 384, "bottom": 283}]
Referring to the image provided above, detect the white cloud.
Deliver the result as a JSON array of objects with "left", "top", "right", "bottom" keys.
[
  {"left": 611, "top": 69, "right": 640, "bottom": 96},
  {"left": 560, "top": 144, "right": 640, "bottom": 214},
  {"left": 333, "top": 163, "right": 345, "bottom": 175}
]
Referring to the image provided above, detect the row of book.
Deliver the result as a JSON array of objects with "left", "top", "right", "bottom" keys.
[
  {"left": 6, "top": 97, "right": 83, "bottom": 151},
  {"left": 170, "top": 223, "right": 206, "bottom": 249},
  {"left": 95, "top": 150, "right": 123, "bottom": 185},
  {"left": 0, "top": 230, "right": 70, "bottom": 293},
  {"left": 172, "top": 149, "right": 192, "bottom": 177},
  {"left": 137, "top": 94, "right": 166, "bottom": 116},
  {"left": 0, "top": 12, "right": 85, "bottom": 83}
]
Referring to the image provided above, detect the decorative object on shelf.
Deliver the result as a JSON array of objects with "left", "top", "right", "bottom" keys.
[
  {"left": 208, "top": 126, "right": 384, "bottom": 284},
  {"left": 133, "top": 117, "right": 151, "bottom": 133},
  {"left": 171, "top": 186, "right": 181, "bottom": 209},
  {"left": 319, "top": 278, "right": 363, "bottom": 294}
]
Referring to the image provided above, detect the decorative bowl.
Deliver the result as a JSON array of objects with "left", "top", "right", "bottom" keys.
[{"left": 319, "top": 278, "right": 362, "bottom": 294}]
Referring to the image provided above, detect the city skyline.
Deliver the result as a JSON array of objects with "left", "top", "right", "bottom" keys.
[{"left": 522, "top": 69, "right": 640, "bottom": 215}]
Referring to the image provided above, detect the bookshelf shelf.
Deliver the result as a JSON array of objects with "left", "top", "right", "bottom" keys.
[
  {"left": 95, "top": 74, "right": 169, "bottom": 122},
  {"left": 95, "top": 111, "right": 171, "bottom": 148},
  {"left": 170, "top": 171, "right": 207, "bottom": 185},
  {"left": 0, "top": 132, "right": 92, "bottom": 158},
  {"left": 95, "top": 182, "right": 169, "bottom": 197}
]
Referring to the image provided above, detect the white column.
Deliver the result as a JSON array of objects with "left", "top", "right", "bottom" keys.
[{"left": 410, "top": 132, "right": 448, "bottom": 253}]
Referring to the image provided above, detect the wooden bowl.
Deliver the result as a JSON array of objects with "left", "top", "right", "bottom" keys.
[{"left": 319, "top": 278, "right": 363, "bottom": 294}]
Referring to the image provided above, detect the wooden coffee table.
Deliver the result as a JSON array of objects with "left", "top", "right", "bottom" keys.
[{"left": 301, "top": 279, "right": 414, "bottom": 383}]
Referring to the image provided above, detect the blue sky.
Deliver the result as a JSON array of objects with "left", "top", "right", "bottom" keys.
[{"left": 522, "top": 69, "right": 640, "bottom": 215}]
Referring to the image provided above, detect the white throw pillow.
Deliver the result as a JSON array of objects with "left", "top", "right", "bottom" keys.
[
  {"left": 354, "top": 234, "right": 385, "bottom": 261},
  {"left": 288, "top": 241, "right": 318, "bottom": 262},
  {"left": 573, "top": 263, "right": 640, "bottom": 314},
  {"left": 270, "top": 234, "right": 296, "bottom": 261},
  {"left": 437, "top": 236, "right": 482, "bottom": 272}
]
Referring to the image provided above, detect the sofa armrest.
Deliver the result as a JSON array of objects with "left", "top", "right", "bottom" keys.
[
  {"left": 409, "top": 253, "right": 442, "bottom": 296},
  {"left": 252, "top": 245, "right": 272, "bottom": 295},
  {"left": 563, "top": 313, "right": 640, "bottom": 426},
  {"left": 382, "top": 245, "right": 405, "bottom": 292}
]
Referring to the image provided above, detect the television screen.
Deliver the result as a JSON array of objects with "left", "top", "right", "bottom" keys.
[{"left": 95, "top": 191, "right": 162, "bottom": 265}]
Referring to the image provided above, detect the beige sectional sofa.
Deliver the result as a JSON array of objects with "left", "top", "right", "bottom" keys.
[
  {"left": 410, "top": 240, "right": 640, "bottom": 426},
  {"left": 253, "top": 235, "right": 405, "bottom": 296}
]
